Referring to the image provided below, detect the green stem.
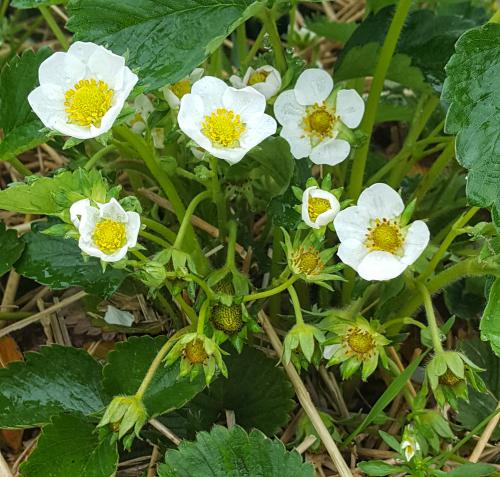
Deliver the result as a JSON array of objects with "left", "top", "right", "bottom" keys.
[
  {"left": 341, "top": 268, "right": 356, "bottom": 306},
  {"left": 173, "top": 191, "right": 211, "bottom": 249},
  {"left": 141, "top": 217, "right": 175, "bottom": 243},
  {"left": 84, "top": 144, "right": 117, "bottom": 171},
  {"left": 417, "top": 282, "right": 444, "bottom": 353},
  {"left": 0, "top": 311, "right": 32, "bottom": 321},
  {"left": 135, "top": 327, "right": 190, "bottom": 399},
  {"left": 242, "top": 26, "right": 266, "bottom": 71},
  {"left": 347, "top": 0, "right": 413, "bottom": 200},
  {"left": 209, "top": 155, "right": 227, "bottom": 240},
  {"left": 139, "top": 230, "right": 171, "bottom": 249},
  {"left": 260, "top": 9, "right": 287, "bottom": 73},
  {"left": 225, "top": 221, "right": 237, "bottom": 269},
  {"left": 8, "top": 157, "right": 32, "bottom": 176},
  {"left": 38, "top": 6, "right": 69, "bottom": 50},
  {"left": 164, "top": 281, "right": 197, "bottom": 323},
  {"left": 0, "top": 0, "right": 9, "bottom": 21},
  {"left": 196, "top": 299, "right": 210, "bottom": 335},
  {"left": 269, "top": 227, "right": 283, "bottom": 319},
  {"left": 419, "top": 206, "right": 480, "bottom": 282},
  {"left": 185, "top": 274, "right": 214, "bottom": 300},
  {"left": 235, "top": 23, "right": 248, "bottom": 67},
  {"left": 288, "top": 285, "right": 304, "bottom": 326},
  {"left": 243, "top": 274, "right": 297, "bottom": 302}
]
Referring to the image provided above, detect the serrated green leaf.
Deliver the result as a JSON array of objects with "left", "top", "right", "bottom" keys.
[
  {"left": 67, "top": 0, "right": 262, "bottom": 91},
  {"left": 103, "top": 336, "right": 205, "bottom": 417},
  {"left": 447, "top": 463, "right": 496, "bottom": 477},
  {"left": 442, "top": 23, "right": 500, "bottom": 222},
  {"left": 169, "top": 346, "right": 295, "bottom": 436},
  {"left": 158, "top": 425, "right": 314, "bottom": 477},
  {"left": 357, "top": 460, "right": 407, "bottom": 476},
  {"left": 19, "top": 414, "right": 118, "bottom": 477},
  {"left": 0, "top": 346, "right": 109, "bottom": 428},
  {"left": 480, "top": 276, "right": 500, "bottom": 357},
  {"left": 15, "top": 223, "right": 126, "bottom": 297},
  {"left": 0, "top": 222, "right": 24, "bottom": 277}
]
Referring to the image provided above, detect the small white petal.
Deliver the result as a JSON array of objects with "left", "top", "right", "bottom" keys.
[
  {"left": 337, "top": 239, "right": 368, "bottom": 270},
  {"left": 98, "top": 198, "right": 128, "bottom": 222},
  {"left": 164, "top": 88, "right": 181, "bottom": 109},
  {"left": 239, "top": 114, "right": 277, "bottom": 150},
  {"left": 251, "top": 66, "right": 282, "bottom": 99},
  {"left": 274, "top": 90, "right": 305, "bottom": 126},
  {"left": 69, "top": 199, "right": 91, "bottom": 228},
  {"left": 223, "top": 86, "right": 266, "bottom": 121},
  {"left": 302, "top": 187, "right": 340, "bottom": 228},
  {"left": 357, "top": 183, "right": 404, "bottom": 219},
  {"left": 294, "top": 68, "right": 333, "bottom": 105},
  {"left": 229, "top": 74, "right": 245, "bottom": 89},
  {"left": 280, "top": 124, "right": 311, "bottom": 159},
  {"left": 357, "top": 251, "right": 407, "bottom": 281},
  {"left": 126, "top": 211, "right": 141, "bottom": 248},
  {"left": 178, "top": 94, "right": 211, "bottom": 149},
  {"left": 38, "top": 51, "right": 86, "bottom": 89},
  {"left": 310, "top": 138, "right": 350, "bottom": 166},
  {"left": 334, "top": 206, "right": 371, "bottom": 243},
  {"left": 189, "top": 68, "right": 204, "bottom": 82},
  {"left": 336, "top": 89, "right": 365, "bottom": 129},
  {"left": 401, "top": 220, "right": 430, "bottom": 265},
  {"left": 191, "top": 76, "right": 227, "bottom": 111}
]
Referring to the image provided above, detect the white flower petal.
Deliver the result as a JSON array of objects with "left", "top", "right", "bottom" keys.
[
  {"left": 70, "top": 198, "right": 91, "bottom": 227},
  {"left": 78, "top": 206, "right": 100, "bottom": 238},
  {"left": 294, "top": 68, "right": 333, "bottom": 105},
  {"left": 79, "top": 239, "right": 128, "bottom": 262},
  {"left": 98, "top": 198, "right": 128, "bottom": 222},
  {"left": 223, "top": 86, "right": 266, "bottom": 121},
  {"left": 67, "top": 41, "right": 102, "bottom": 63},
  {"left": 302, "top": 187, "right": 340, "bottom": 228},
  {"left": 401, "top": 220, "right": 430, "bottom": 266},
  {"left": 178, "top": 93, "right": 209, "bottom": 146},
  {"left": 28, "top": 84, "right": 66, "bottom": 129},
  {"left": 251, "top": 66, "right": 281, "bottom": 99},
  {"left": 86, "top": 45, "right": 126, "bottom": 90},
  {"left": 357, "top": 251, "right": 407, "bottom": 281},
  {"left": 205, "top": 144, "right": 248, "bottom": 164},
  {"left": 126, "top": 211, "right": 141, "bottom": 248},
  {"left": 164, "top": 88, "right": 181, "bottom": 109},
  {"left": 337, "top": 239, "right": 368, "bottom": 270},
  {"left": 336, "top": 89, "right": 365, "bottom": 129},
  {"left": 310, "top": 138, "right": 350, "bottom": 166},
  {"left": 229, "top": 74, "right": 245, "bottom": 89},
  {"left": 357, "top": 183, "right": 404, "bottom": 219},
  {"left": 280, "top": 124, "right": 311, "bottom": 159},
  {"left": 189, "top": 68, "right": 204, "bottom": 82},
  {"left": 334, "top": 205, "right": 370, "bottom": 243},
  {"left": 239, "top": 114, "right": 277, "bottom": 150},
  {"left": 120, "top": 67, "right": 139, "bottom": 98},
  {"left": 191, "top": 76, "right": 227, "bottom": 111},
  {"left": 38, "top": 52, "right": 86, "bottom": 89},
  {"left": 274, "top": 90, "right": 305, "bottom": 126}
]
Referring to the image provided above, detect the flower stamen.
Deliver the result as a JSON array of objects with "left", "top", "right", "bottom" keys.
[
  {"left": 308, "top": 197, "right": 331, "bottom": 222},
  {"left": 248, "top": 70, "right": 269, "bottom": 85},
  {"left": 293, "top": 248, "right": 324, "bottom": 276},
  {"left": 344, "top": 327, "right": 376, "bottom": 361},
  {"left": 366, "top": 218, "right": 403, "bottom": 254},
  {"left": 303, "top": 103, "right": 335, "bottom": 139},
  {"left": 92, "top": 219, "right": 127, "bottom": 255},
  {"left": 170, "top": 79, "right": 191, "bottom": 99},
  {"left": 202, "top": 108, "right": 246, "bottom": 148},
  {"left": 64, "top": 79, "right": 114, "bottom": 127}
]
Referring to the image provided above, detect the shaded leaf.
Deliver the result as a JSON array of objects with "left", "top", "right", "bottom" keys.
[
  {"left": 12, "top": 0, "right": 63, "bottom": 7},
  {"left": 0, "top": 345, "right": 108, "bottom": 428},
  {"left": 20, "top": 414, "right": 118, "bottom": 477},
  {"left": 0, "top": 222, "right": 24, "bottom": 277},
  {"left": 480, "top": 277, "right": 500, "bottom": 357},
  {"left": 357, "top": 461, "right": 406, "bottom": 476},
  {"left": 304, "top": 16, "right": 357, "bottom": 44},
  {"left": 447, "top": 463, "right": 496, "bottom": 477}
]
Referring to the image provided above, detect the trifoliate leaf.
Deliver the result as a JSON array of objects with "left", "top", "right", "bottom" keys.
[
  {"left": 0, "top": 346, "right": 109, "bottom": 428},
  {"left": 67, "top": 0, "right": 264, "bottom": 91},
  {"left": 102, "top": 336, "right": 205, "bottom": 417},
  {"left": 442, "top": 23, "right": 500, "bottom": 224},
  {"left": 15, "top": 223, "right": 126, "bottom": 297},
  {"left": 19, "top": 415, "right": 118, "bottom": 477},
  {"left": 158, "top": 425, "right": 314, "bottom": 477},
  {"left": 0, "top": 222, "right": 24, "bottom": 277}
]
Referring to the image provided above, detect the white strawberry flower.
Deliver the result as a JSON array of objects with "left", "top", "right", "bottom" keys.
[
  {"left": 28, "top": 41, "right": 138, "bottom": 140},
  {"left": 334, "top": 183, "right": 430, "bottom": 281},
  {"left": 274, "top": 68, "right": 364, "bottom": 165},
  {"left": 302, "top": 186, "right": 340, "bottom": 229},
  {"left": 162, "top": 68, "right": 204, "bottom": 109},
  {"left": 70, "top": 198, "right": 140, "bottom": 263},
  {"left": 178, "top": 76, "right": 277, "bottom": 164},
  {"left": 229, "top": 65, "right": 282, "bottom": 100},
  {"left": 128, "top": 94, "right": 154, "bottom": 134}
]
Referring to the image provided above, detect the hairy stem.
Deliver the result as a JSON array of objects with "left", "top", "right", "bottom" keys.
[{"left": 39, "top": 6, "right": 69, "bottom": 50}]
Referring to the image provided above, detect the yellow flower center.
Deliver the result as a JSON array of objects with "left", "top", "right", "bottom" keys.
[
  {"left": 294, "top": 248, "right": 324, "bottom": 276},
  {"left": 303, "top": 103, "right": 335, "bottom": 139},
  {"left": 92, "top": 219, "right": 127, "bottom": 255},
  {"left": 185, "top": 339, "right": 208, "bottom": 364},
  {"left": 248, "top": 70, "right": 269, "bottom": 85},
  {"left": 201, "top": 108, "right": 246, "bottom": 148},
  {"left": 439, "top": 369, "right": 462, "bottom": 387},
  {"left": 345, "top": 327, "right": 375, "bottom": 360},
  {"left": 366, "top": 219, "right": 403, "bottom": 254},
  {"left": 64, "top": 79, "right": 114, "bottom": 127},
  {"left": 308, "top": 197, "right": 331, "bottom": 222},
  {"left": 170, "top": 79, "right": 191, "bottom": 99}
]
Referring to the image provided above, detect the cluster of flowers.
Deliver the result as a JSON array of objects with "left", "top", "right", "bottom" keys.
[{"left": 28, "top": 41, "right": 429, "bottom": 282}]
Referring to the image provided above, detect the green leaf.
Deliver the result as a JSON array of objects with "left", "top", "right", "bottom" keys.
[
  {"left": 158, "top": 425, "right": 314, "bottom": 477},
  {"left": 103, "top": 336, "right": 205, "bottom": 417},
  {"left": 444, "top": 277, "right": 487, "bottom": 320},
  {"left": 447, "top": 463, "right": 496, "bottom": 477},
  {"left": 0, "top": 222, "right": 24, "bottom": 277},
  {"left": 20, "top": 415, "right": 118, "bottom": 477},
  {"left": 480, "top": 277, "right": 500, "bottom": 356},
  {"left": 15, "top": 223, "right": 126, "bottom": 297},
  {"left": 442, "top": 23, "right": 500, "bottom": 222},
  {"left": 12, "top": 0, "right": 63, "bottom": 7},
  {"left": 357, "top": 461, "right": 407, "bottom": 476},
  {"left": 172, "top": 346, "right": 295, "bottom": 436},
  {"left": 304, "top": 16, "right": 357, "bottom": 44},
  {"left": 0, "top": 345, "right": 109, "bottom": 428},
  {"left": 0, "top": 48, "right": 52, "bottom": 161},
  {"left": 67, "top": 0, "right": 263, "bottom": 91}
]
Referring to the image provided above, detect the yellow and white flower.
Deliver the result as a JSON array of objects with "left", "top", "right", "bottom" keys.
[
  {"left": 334, "top": 183, "right": 429, "bottom": 281},
  {"left": 302, "top": 186, "right": 340, "bottom": 229},
  {"left": 28, "top": 41, "right": 138, "bottom": 139},
  {"left": 70, "top": 198, "right": 140, "bottom": 262},
  {"left": 401, "top": 426, "right": 420, "bottom": 461},
  {"left": 162, "top": 68, "right": 204, "bottom": 109},
  {"left": 229, "top": 65, "right": 281, "bottom": 99},
  {"left": 178, "top": 76, "right": 277, "bottom": 164},
  {"left": 128, "top": 94, "right": 154, "bottom": 133},
  {"left": 274, "top": 68, "right": 364, "bottom": 165}
]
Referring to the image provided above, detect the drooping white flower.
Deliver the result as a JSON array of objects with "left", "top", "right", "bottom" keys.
[
  {"left": 274, "top": 68, "right": 364, "bottom": 166},
  {"left": 178, "top": 76, "right": 277, "bottom": 164},
  {"left": 28, "top": 41, "right": 138, "bottom": 140},
  {"left": 302, "top": 186, "right": 340, "bottom": 229},
  {"left": 401, "top": 426, "right": 420, "bottom": 461},
  {"left": 162, "top": 68, "right": 204, "bottom": 109},
  {"left": 70, "top": 198, "right": 140, "bottom": 263},
  {"left": 128, "top": 94, "right": 154, "bottom": 133},
  {"left": 229, "top": 65, "right": 282, "bottom": 100},
  {"left": 333, "top": 183, "right": 430, "bottom": 281}
]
